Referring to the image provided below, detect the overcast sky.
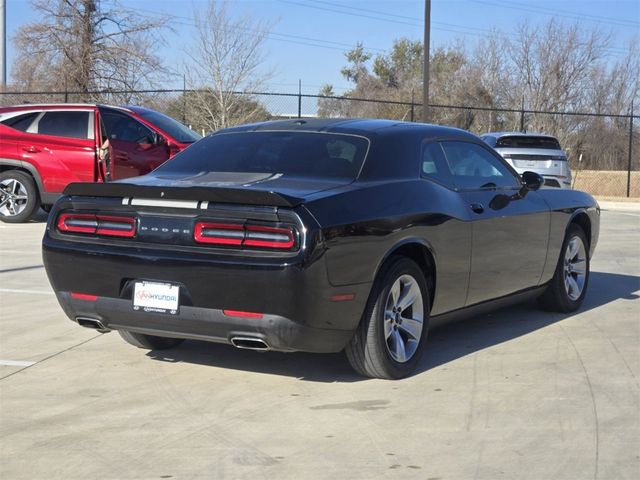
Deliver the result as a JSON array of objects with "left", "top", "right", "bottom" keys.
[{"left": 6, "top": 0, "right": 639, "bottom": 96}]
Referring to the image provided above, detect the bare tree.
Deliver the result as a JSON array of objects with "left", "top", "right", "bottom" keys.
[
  {"left": 184, "top": 0, "right": 273, "bottom": 131},
  {"left": 11, "top": 0, "right": 170, "bottom": 100}
]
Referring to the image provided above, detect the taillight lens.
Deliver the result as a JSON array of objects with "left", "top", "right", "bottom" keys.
[
  {"left": 57, "top": 213, "right": 136, "bottom": 238},
  {"left": 194, "top": 222, "right": 244, "bottom": 246},
  {"left": 194, "top": 221, "right": 297, "bottom": 250}
]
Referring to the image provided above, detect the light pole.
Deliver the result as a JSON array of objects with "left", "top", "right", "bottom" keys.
[{"left": 422, "top": 0, "right": 431, "bottom": 123}]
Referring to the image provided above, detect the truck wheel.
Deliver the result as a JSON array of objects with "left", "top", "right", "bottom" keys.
[
  {"left": 0, "top": 170, "right": 40, "bottom": 223},
  {"left": 118, "top": 330, "right": 184, "bottom": 350},
  {"left": 345, "top": 256, "right": 430, "bottom": 380}
]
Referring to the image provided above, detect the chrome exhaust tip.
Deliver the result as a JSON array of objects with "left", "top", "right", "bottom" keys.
[
  {"left": 75, "top": 317, "right": 110, "bottom": 333},
  {"left": 230, "top": 336, "right": 269, "bottom": 351}
]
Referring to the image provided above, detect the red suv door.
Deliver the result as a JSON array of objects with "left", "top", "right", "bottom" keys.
[
  {"left": 98, "top": 108, "right": 170, "bottom": 180},
  {"left": 19, "top": 109, "right": 97, "bottom": 192}
]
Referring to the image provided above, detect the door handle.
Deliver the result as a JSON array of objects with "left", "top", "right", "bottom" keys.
[
  {"left": 470, "top": 203, "right": 485, "bottom": 214},
  {"left": 21, "top": 146, "right": 41, "bottom": 153}
]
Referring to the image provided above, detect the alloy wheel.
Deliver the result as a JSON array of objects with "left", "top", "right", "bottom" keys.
[
  {"left": 0, "top": 178, "right": 29, "bottom": 217},
  {"left": 563, "top": 235, "right": 587, "bottom": 301},
  {"left": 383, "top": 274, "right": 424, "bottom": 363}
]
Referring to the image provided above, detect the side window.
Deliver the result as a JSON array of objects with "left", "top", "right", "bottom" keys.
[
  {"left": 101, "top": 111, "right": 154, "bottom": 144},
  {"left": 421, "top": 142, "right": 455, "bottom": 189},
  {"left": 36, "top": 111, "right": 91, "bottom": 139},
  {"left": 0, "top": 112, "right": 40, "bottom": 132},
  {"left": 440, "top": 141, "right": 519, "bottom": 190}
]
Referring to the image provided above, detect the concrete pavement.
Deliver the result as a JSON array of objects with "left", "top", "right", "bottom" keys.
[{"left": 0, "top": 210, "right": 638, "bottom": 479}]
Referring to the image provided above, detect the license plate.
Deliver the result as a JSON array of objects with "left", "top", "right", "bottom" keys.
[{"left": 133, "top": 281, "right": 180, "bottom": 315}]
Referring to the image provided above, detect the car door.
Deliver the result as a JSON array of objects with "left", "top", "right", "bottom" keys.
[
  {"left": 18, "top": 109, "right": 97, "bottom": 192},
  {"left": 439, "top": 141, "right": 550, "bottom": 306},
  {"left": 98, "top": 108, "right": 170, "bottom": 180}
]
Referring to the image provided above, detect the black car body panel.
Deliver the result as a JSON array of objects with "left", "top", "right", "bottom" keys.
[{"left": 43, "top": 119, "right": 600, "bottom": 354}]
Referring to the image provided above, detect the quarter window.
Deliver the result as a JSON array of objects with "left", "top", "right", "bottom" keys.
[
  {"left": 37, "top": 111, "right": 91, "bottom": 139},
  {"left": 421, "top": 142, "right": 455, "bottom": 189},
  {"left": 0, "top": 112, "right": 40, "bottom": 132},
  {"left": 440, "top": 141, "right": 519, "bottom": 190}
]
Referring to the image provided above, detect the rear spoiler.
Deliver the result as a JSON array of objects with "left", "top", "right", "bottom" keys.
[{"left": 63, "top": 182, "right": 304, "bottom": 208}]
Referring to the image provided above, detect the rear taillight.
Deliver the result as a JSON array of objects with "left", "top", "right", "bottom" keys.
[
  {"left": 194, "top": 221, "right": 297, "bottom": 250},
  {"left": 57, "top": 213, "right": 136, "bottom": 238}
]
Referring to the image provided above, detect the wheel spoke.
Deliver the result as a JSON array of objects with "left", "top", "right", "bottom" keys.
[
  {"left": 567, "top": 275, "right": 580, "bottom": 297},
  {"left": 389, "top": 280, "right": 400, "bottom": 306},
  {"left": 572, "top": 259, "right": 586, "bottom": 275},
  {"left": 568, "top": 238, "right": 579, "bottom": 260},
  {"left": 399, "top": 316, "right": 422, "bottom": 340},
  {"left": 393, "top": 330, "right": 406, "bottom": 363},
  {"left": 13, "top": 195, "right": 28, "bottom": 201},
  {"left": 0, "top": 197, "right": 9, "bottom": 209},
  {"left": 397, "top": 280, "right": 419, "bottom": 311},
  {"left": 11, "top": 180, "right": 20, "bottom": 195}
]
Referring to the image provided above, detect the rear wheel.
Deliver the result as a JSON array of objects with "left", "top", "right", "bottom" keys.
[
  {"left": 539, "top": 224, "right": 590, "bottom": 312},
  {"left": 118, "top": 330, "right": 184, "bottom": 350},
  {"left": 0, "top": 170, "right": 39, "bottom": 223},
  {"left": 346, "top": 256, "right": 430, "bottom": 379}
]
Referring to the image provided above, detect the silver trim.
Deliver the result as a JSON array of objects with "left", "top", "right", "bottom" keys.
[
  {"left": 130, "top": 198, "right": 201, "bottom": 209},
  {"left": 230, "top": 337, "right": 270, "bottom": 351}
]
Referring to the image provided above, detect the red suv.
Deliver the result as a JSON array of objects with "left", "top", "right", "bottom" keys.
[{"left": 0, "top": 104, "right": 201, "bottom": 222}]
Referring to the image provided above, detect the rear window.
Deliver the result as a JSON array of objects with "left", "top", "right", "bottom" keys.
[
  {"left": 157, "top": 131, "right": 370, "bottom": 179},
  {"left": 37, "top": 111, "right": 91, "bottom": 139},
  {"left": 496, "top": 136, "right": 561, "bottom": 149}
]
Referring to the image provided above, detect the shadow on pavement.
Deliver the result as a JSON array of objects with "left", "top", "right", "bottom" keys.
[{"left": 146, "top": 271, "right": 640, "bottom": 382}]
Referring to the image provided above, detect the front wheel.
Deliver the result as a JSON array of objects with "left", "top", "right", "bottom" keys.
[
  {"left": 0, "top": 170, "right": 40, "bottom": 223},
  {"left": 346, "top": 256, "right": 430, "bottom": 380},
  {"left": 539, "top": 224, "right": 590, "bottom": 312},
  {"left": 118, "top": 330, "right": 184, "bottom": 350}
]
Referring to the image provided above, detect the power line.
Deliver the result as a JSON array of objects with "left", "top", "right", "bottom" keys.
[
  {"left": 282, "top": 0, "right": 633, "bottom": 56},
  {"left": 476, "top": 0, "right": 639, "bottom": 28}
]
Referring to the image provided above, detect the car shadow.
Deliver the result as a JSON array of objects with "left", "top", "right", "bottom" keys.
[{"left": 146, "top": 271, "right": 639, "bottom": 382}]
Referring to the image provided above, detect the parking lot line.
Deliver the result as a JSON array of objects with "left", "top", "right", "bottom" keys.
[
  {"left": 0, "top": 360, "right": 37, "bottom": 367},
  {"left": 0, "top": 288, "right": 54, "bottom": 295}
]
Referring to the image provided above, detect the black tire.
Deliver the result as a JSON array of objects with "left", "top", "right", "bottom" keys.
[
  {"left": 346, "top": 256, "right": 431, "bottom": 380},
  {"left": 118, "top": 330, "right": 184, "bottom": 350},
  {"left": 539, "top": 224, "right": 590, "bottom": 313},
  {"left": 0, "top": 170, "right": 40, "bottom": 223}
]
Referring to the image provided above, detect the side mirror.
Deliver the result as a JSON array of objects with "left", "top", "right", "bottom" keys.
[{"left": 521, "top": 171, "right": 544, "bottom": 191}]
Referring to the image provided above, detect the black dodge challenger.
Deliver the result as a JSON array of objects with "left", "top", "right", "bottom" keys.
[{"left": 42, "top": 119, "right": 599, "bottom": 379}]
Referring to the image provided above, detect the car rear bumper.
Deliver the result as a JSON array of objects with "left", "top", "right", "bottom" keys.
[
  {"left": 43, "top": 234, "right": 370, "bottom": 353},
  {"left": 55, "top": 291, "right": 354, "bottom": 352}
]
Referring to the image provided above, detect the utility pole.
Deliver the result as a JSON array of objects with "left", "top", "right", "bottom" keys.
[
  {"left": 0, "top": 0, "right": 6, "bottom": 90},
  {"left": 422, "top": 0, "right": 431, "bottom": 123}
]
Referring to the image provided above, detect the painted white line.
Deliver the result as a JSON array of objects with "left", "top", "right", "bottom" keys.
[
  {"left": 0, "top": 360, "right": 37, "bottom": 367},
  {"left": 0, "top": 288, "right": 55, "bottom": 296}
]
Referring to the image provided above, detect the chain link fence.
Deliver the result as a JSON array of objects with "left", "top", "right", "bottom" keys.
[{"left": 1, "top": 89, "right": 637, "bottom": 198}]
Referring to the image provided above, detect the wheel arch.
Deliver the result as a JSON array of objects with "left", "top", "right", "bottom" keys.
[
  {"left": 374, "top": 238, "right": 437, "bottom": 308},
  {"left": 0, "top": 159, "right": 45, "bottom": 199},
  {"left": 567, "top": 209, "right": 592, "bottom": 252}
]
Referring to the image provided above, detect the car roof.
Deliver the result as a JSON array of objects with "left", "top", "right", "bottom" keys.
[
  {"left": 0, "top": 103, "right": 133, "bottom": 114},
  {"left": 482, "top": 131, "right": 558, "bottom": 140},
  {"left": 219, "top": 118, "right": 479, "bottom": 141}
]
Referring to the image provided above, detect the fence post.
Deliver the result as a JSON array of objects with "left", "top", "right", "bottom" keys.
[
  {"left": 627, "top": 103, "right": 634, "bottom": 198},
  {"left": 410, "top": 89, "right": 415, "bottom": 122},
  {"left": 297, "top": 79, "right": 302, "bottom": 118},
  {"left": 520, "top": 95, "right": 525, "bottom": 132},
  {"left": 182, "top": 74, "right": 187, "bottom": 125}
]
